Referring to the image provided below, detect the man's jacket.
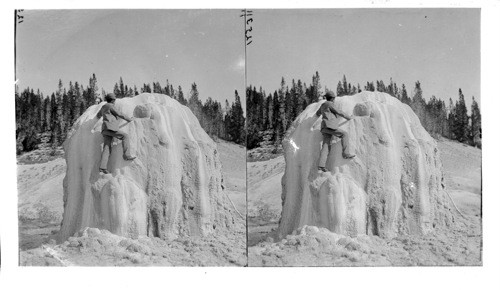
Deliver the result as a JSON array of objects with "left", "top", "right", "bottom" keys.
[
  {"left": 315, "top": 100, "right": 350, "bottom": 131},
  {"left": 97, "top": 103, "right": 131, "bottom": 132}
]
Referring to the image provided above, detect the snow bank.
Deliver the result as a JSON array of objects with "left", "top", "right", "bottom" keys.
[
  {"left": 59, "top": 93, "right": 234, "bottom": 242},
  {"left": 278, "top": 91, "right": 453, "bottom": 239}
]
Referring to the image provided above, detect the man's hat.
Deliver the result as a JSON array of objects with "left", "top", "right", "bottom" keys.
[
  {"left": 105, "top": 93, "right": 116, "bottom": 102},
  {"left": 324, "top": 91, "right": 335, "bottom": 100}
]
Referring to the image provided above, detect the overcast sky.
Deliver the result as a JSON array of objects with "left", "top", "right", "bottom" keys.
[
  {"left": 247, "top": 9, "right": 480, "bottom": 108},
  {"left": 16, "top": 10, "right": 245, "bottom": 107},
  {"left": 16, "top": 9, "right": 480, "bottom": 110}
]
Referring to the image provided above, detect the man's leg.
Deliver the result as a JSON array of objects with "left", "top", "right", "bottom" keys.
[
  {"left": 102, "top": 129, "right": 134, "bottom": 160},
  {"left": 318, "top": 133, "right": 332, "bottom": 168},
  {"left": 100, "top": 134, "right": 113, "bottom": 172},
  {"left": 331, "top": 128, "right": 355, "bottom": 158},
  {"left": 114, "top": 130, "right": 132, "bottom": 158}
]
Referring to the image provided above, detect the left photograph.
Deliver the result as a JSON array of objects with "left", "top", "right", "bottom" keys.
[{"left": 15, "top": 9, "right": 247, "bottom": 266}]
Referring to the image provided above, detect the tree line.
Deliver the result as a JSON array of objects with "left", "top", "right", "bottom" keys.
[
  {"left": 246, "top": 72, "right": 481, "bottom": 150},
  {"left": 15, "top": 74, "right": 246, "bottom": 154}
]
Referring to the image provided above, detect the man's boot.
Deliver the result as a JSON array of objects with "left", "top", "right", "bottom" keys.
[
  {"left": 124, "top": 155, "right": 136, "bottom": 161},
  {"left": 318, "top": 166, "right": 327, "bottom": 172},
  {"left": 342, "top": 153, "right": 356, "bottom": 159}
]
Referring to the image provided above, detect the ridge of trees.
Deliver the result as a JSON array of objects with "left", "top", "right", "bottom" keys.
[
  {"left": 15, "top": 74, "right": 245, "bottom": 154},
  {"left": 246, "top": 73, "right": 481, "bottom": 150}
]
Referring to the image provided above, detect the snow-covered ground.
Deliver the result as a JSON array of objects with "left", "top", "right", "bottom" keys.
[
  {"left": 247, "top": 138, "right": 482, "bottom": 266},
  {"left": 247, "top": 156, "right": 284, "bottom": 246},
  {"left": 217, "top": 141, "right": 247, "bottom": 217},
  {"left": 18, "top": 140, "right": 246, "bottom": 266}
]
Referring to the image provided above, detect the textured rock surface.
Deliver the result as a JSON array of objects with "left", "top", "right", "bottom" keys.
[
  {"left": 278, "top": 91, "right": 453, "bottom": 239},
  {"left": 249, "top": 222, "right": 481, "bottom": 266},
  {"left": 22, "top": 226, "right": 246, "bottom": 266},
  {"left": 59, "top": 93, "right": 236, "bottom": 242}
]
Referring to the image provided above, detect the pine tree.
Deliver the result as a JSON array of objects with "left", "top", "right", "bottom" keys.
[
  {"left": 285, "top": 84, "right": 294, "bottom": 128},
  {"left": 336, "top": 81, "right": 344, "bottom": 97},
  {"left": 153, "top": 81, "right": 162, "bottom": 94},
  {"left": 50, "top": 92, "right": 57, "bottom": 145},
  {"left": 210, "top": 99, "right": 224, "bottom": 139},
  {"left": 84, "top": 74, "right": 99, "bottom": 108},
  {"left": 188, "top": 83, "right": 202, "bottom": 120},
  {"left": 258, "top": 90, "right": 268, "bottom": 135},
  {"left": 451, "top": 89, "right": 470, "bottom": 142},
  {"left": 376, "top": 80, "right": 386, "bottom": 92},
  {"left": 37, "top": 90, "right": 44, "bottom": 134},
  {"left": 426, "top": 95, "right": 440, "bottom": 136},
  {"left": 342, "top": 75, "right": 348, "bottom": 96},
  {"left": 16, "top": 88, "right": 42, "bottom": 152},
  {"left": 282, "top": 87, "right": 289, "bottom": 134},
  {"left": 177, "top": 86, "right": 187, "bottom": 105},
  {"left": 365, "top": 82, "right": 375, "bottom": 92},
  {"left": 260, "top": 87, "right": 267, "bottom": 131},
  {"left": 119, "top": 77, "right": 125, "bottom": 98},
  {"left": 387, "top": 78, "right": 395, "bottom": 97},
  {"left": 15, "top": 88, "right": 21, "bottom": 153},
  {"left": 218, "top": 101, "right": 225, "bottom": 139},
  {"left": 311, "top": 71, "right": 322, "bottom": 102},
  {"left": 401, "top": 84, "right": 409, "bottom": 104},
  {"left": 438, "top": 99, "right": 449, "bottom": 137},
  {"left": 114, "top": 83, "right": 120, "bottom": 97},
  {"left": 272, "top": 91, "right": 280, "bottom": 141},
  {"left": 224, "top": 99, "right": 231, "bottom": 140},
  {"left": 469, "top": 96, "right": 481, "bottom": 147},
  {"left": 165, "top": 79, "right": 171, "bottom": 96},
  {"left": 201, "top": 97, "right": 213, "bottom": 135},
  {"left": 278, "top": 78, "right": 287, "bottom": 138},
  {"left": 79, "top": 100, "right": 85, "bottom": 117},
  {"left": 393, "top": 82, "right": 399, "bottom": 100},
  {"left": 54, "top": 80, "right": 65, "bottom": 146},
  {"left": 230, "top": 90, "right": 246, "bottom": 145},
  {"left": 295, "top": 79, "right": 305, "bottom": 112},
  {"left": 60, "top": 87, "right": 69, "bottom": 144},
  {"left": 43, "top": 97, "right": 51, "bottom": 132},
  {"left": 265, "top": 93, "right": 273, "bottom": 131},
  {"left": 447, "top": 98, "right": 456, "bottom": 139},
  {"left": 289, "top": 80, "right": 299, "bottom": 126},
  {"left": 141, "top": 83, "right": 151, "bottom": 93},
  {"left": 72, "top": 83, "right": 78, "bottom": 112},
  {"left": 66, "top": 81, "right": 75, "bottom": 132},
  {"left": 246, "top": 87, "right": 261, "bottom": 148},
  {"left": 410, "top": 81, "right": 426, "bottom": 127}
]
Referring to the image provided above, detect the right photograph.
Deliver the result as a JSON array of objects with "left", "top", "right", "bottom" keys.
[{"left": 246, "top": 9, "right": 482, "bottom": 266}]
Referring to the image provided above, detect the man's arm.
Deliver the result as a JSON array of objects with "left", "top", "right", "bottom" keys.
[
  {"left": 329, "top": 103, "right": 352, "bottom": 120},
  {"left": 315, "top": 107, "right": 322, "bottom": 117},
  {"left": 110, "top": 107, "right": 133, "bottom": 122}
]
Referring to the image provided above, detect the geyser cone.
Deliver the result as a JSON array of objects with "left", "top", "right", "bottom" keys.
[
  {"left": 59, "top": 93, "right": 235, "bottom": 242},
  {"left": 278, "top": 91, "right": 453, "bottom": 239}
]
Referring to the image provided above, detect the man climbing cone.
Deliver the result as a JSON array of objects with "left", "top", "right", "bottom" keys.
[
  {"left": 315, "top": 91, "right": 355, "bottom": 172},
  {"left": 97, "top": 93, "right": 136, "bottom": 174}
]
